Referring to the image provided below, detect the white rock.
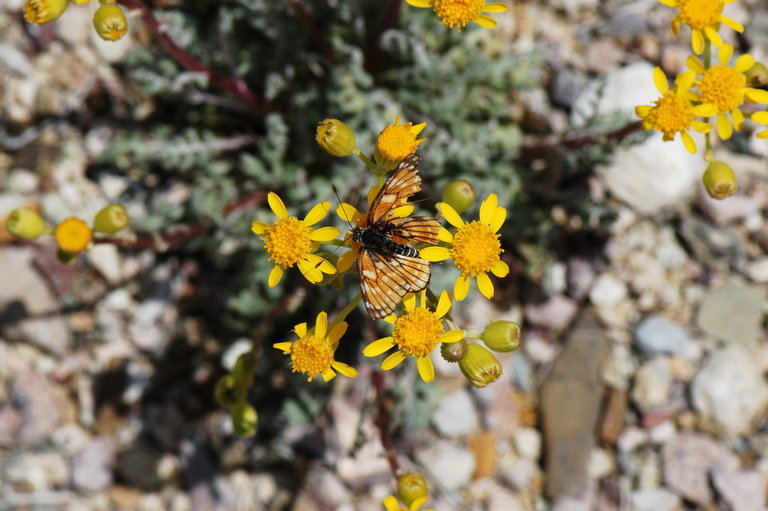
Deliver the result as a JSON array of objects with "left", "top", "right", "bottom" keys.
[
  {"left": 7, "top": 168, "right": 39, "bottom": 194},
  {"left": 432, "top": 389, "right": 479, "bottom": 437},
  {"left": 416, "top": 441, "right": 476, "bottom": 489},
  {"left": 589, "top": 273, "right": 627, "bottom": 308},
  {"left": 711, "top": 468, "right": 767, "bottom": 511},
  {"left": 648, "top": 421, "right": 677, "bottom": 444},
  {"left": 221, "top": 339, "right": 253, "bottom": 372},
  {"left": 692, "top": 346, "right": 768, "bottom": 436},
  {"left": 498, "top": 455, "right": 539, "bottom": 490},
  {"left": 617, "top": 427, "right": 648, "bottom": 453},
  {"left": 513, "top": 427, "right": 542, "bottom": 461},
  {"left": 587, "top": 448, "right": 615, "bottom": 479},
  {"left": 631, "top": 489, "right": 681, "bottom": 511},
  {"left": 88, "top": 243, "right": 123, "bottom": 284},
  {"left": 745, "top": 258, "right": 768, "bottom": 284},
  {"left": 632, "top": 357, "right": 673, "bottom": 411}
]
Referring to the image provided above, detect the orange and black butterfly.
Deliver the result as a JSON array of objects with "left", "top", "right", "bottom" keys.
[{"left": 348, "top": 154, "right": 441, "bottom": 319}]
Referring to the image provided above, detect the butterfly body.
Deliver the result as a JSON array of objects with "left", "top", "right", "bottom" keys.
[{"left": 349, "top": 154, "right": 441, "bottom": 319}]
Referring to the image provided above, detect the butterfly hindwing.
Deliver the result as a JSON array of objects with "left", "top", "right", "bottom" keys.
[
  {"left": 357, "top": 247, "right": 431, "bottom": 319},
  {"left": 386, "top": 216, "right": 441, "bottom": 245}
]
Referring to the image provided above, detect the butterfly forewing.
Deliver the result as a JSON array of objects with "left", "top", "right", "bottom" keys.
[{"left": 352, "top": 153, "right": 441, "bottom": 319}]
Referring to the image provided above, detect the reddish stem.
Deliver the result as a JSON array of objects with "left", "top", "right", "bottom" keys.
[
  {"left": 116, "top": 0, "right": 271, "bottom": 114},
  {"left": 518, "top": 121, "right": 642, "bottom": 160},
  {"left": 372, "top": 371, "right": 399, "bottom": 477}
]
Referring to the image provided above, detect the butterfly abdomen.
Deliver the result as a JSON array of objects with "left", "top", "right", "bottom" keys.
[{"left": 352, "top": 227, "right": 418, "bottom": 258}]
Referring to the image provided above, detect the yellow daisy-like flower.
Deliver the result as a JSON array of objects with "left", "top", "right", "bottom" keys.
[
  {"left": 635, "top": 68, "right": 716, "bottom": 154},
  {"left": 687, "top": 45, "right": 768, "bottom": 140},
  {"left": 421, "top": 194, "right": 509, "bottom": 300},
  {"left": 273, "top": 312, "right": 357, "bottom": 382},
  {"left": 383, "top": 495, "right": 435, "bottom": 511},
  {"left": 660, "top": 0, "right": 743, "bottom": 54},
  {"left": 251, "top": 192, "right": 339, "bottom": 287},
  {"left": 404, "top": 0, "right": 507, "bottom": 30},
  {"left": 54, "top": 217, "right": 92, "bottom": 253},
  {"left": 23, "top": 0, "right": 69, "bottom": 24},
  {"left": 362, "top": 290, "right": 464, "bottom": 383},
  {"left": 374, "top": 115, "right": 427, "bottom": 171}
]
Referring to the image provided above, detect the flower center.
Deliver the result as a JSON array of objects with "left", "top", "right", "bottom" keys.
[
  {"left": 289, "top": 336, "right": 333, "bottom": 377},
  {"left": 433, "top": 0, "right": 485, "bottom": 28},
  {"left": 676, "top": 0, "right": 724, "bottom": 29},
  {"left": 698, "top": 65, "right": 746, "bottom": 113},
  {"left": 376, "top": 124, "right": 422, "bottom": 164},
  {"left": 263, "top": 217, "right": 312, "bottom": 268},
  {"left": 644, "top": 90, "right": 696, "bottom": 139},
  {"left": 23, "top": 0, "right": 67, "bottom": 24},
  {"left": 393, "top": 308, "right": 444, "bottom": 358},
  {"left": 450, "top": 220, "right": 502, "bottom": 276},
  {"left": 54, "top": 218, "right": 92, "bottom": 253}
]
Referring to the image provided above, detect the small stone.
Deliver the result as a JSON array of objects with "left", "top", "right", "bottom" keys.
[
  {"left": 635, "top": 315, "right": 690, "bottom": 355},
  {"left": 631, "top": 357, "right": 673, "bottom": 412},
  {"left": 744, "top": 258, "right": 768, "bottom": 284},
  {"left": 88, "top": 244, "right": 123, "bottom": 285},
  {"left": 432, "top": 389, "right": 479, "bottom": 437},
  {"left": 691, "top": 346, "right": 768, "bottom": 436},
  {"left": 698, "top": 189, "right": 762, "bottom": 225},
  {"left": 73, "top": 436, "right": 116, "bottom": 492},
  {"left": 512, "top": 427, "right": 542, "bottom": 462},
  {"left": 711, "top": 468, "right": 767, "bottom": 511},
  {"left": 498, "top": 454, "right": 540, "bottom": 491},
  {"left": 416, "top": 440, "right": 476, "bottom": 489},
  {"left": 4, "top": 370, "right": 64, "bottom": 448},
  {"left": 587, "top": 448, "right": 615, "bottom": 479},
  {"left": 631, "top": 489, "right": 681, "bottom": 511},
  {"left": 221, "top": 339, "right": 254, "bottom": 372},
  {"left": 696, "top": 282, "right": 766, "bottom": 346},
  {"left": 648, "top": 421, "right": 677, "bottom": 444},
  {"left": 551, "top": 68, "right": 590, "bottom": 109},
  {"left": 617, "top": 427, "right": 648, "bottom": 453},
  {"left": 589, "top": 274, "right": 627, "bottom": 308},
  {"left": 5, "top": 451, "right": 69, "bottom": 491},
  {"left": 600, "top": 387, "right": 628, "bottom": 445},
  {"left": 567, "top": 257, "right": 595, "bottom": 300},
  {"left": 662, "top": 433, "right": 737, "bottom": 505},
  {"left": 524, "top": 294, "right": 578, "bottom": 331}
]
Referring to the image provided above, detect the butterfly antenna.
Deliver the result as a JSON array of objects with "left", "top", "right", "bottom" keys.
[{"left": 332, "top": 184, "right": 355, "bottom": 230}]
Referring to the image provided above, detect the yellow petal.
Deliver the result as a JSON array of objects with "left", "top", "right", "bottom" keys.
[
  {"left": 719, "top": 15, "right": 743, "bottom": 33},
  {"left": 438, "top": 226, "right": 454, "bottom": 243},
  {"left": 671, "top": 19, "right": 680, "bottom": 36},
  {"left": 705, "top": 26, "right": 723, "bottom": 47},
  {"left": 367, "top": 185, "right": 379, "bottom": 207},
  {"left": 681, "top": 132, "right": 697, "bottom": 154},
  {"left": 692, "top": 121, "right": 712, "bottom": 133},
  {"left": 404, "top": 0, "right": 432, "bottom": 6},
  {"left": 438, "top": 202, "right": 464, "bottom": 228},
  {"left": 384, "top": 496, "right": 401, "bottom": 511},
  {"left": 392, "top": 205, "right": 414, "bottom": 217},
  {"left": 479, "top": 194, "right": 498, "bottom": 225},
  {"left": 735, "top": 54, "right": 755, "bottom": 73},
  {"left": 383, "top": 314, "right": 397, "bottom": 324},
  {"left": 716, "top": 113, "right": 733, "bottom": 140},
  {"left": 304, "top": 201, "right": 330, "bottom": 226},
  {"left": 653, "top": 67, "right": 669, "bottom": 95},
  {"left": 273, "top": 341, "right": 292, "bottom": 353},
  {"left": 297, "top": 260, "right": 323, "bottom": 283},
  {"left": 381, "top": 350, "right": 407, "bottom": 370},
  {"left": 491, "top": 259, "right": 510, "bottom": 277},
  {"left": 294, "top": 322, "right": 307, "bottom": 337},
  {"left": 328, "top": 322, "right": 348, "bottom": 346},
  {"left": 477, "top": 272, "right": 495, "bottom": 299},
  {"left": 435, "top": 290, "right": 451, "bottom": 319},
  {"left": 635, "top": 105, "right": 652, "bottom": 118},
  {"left": 733, "top": 109, "right": 744, "bottom": 131},
  {"left": 473, "top": 14, "right": 497, "bottom": 28},
  {"left": 322, "top": 368, "right": 337, "bottom": 382},
  {"left": 420, "top": 246, "right": 451, "bottom": 262},
  {"left": 440, "top": 329, "right": 464, "bottom": 343},
  {"left": 416, "top": 356, "right": 435, "bottom": 383},
  {"left": 693, "top": 103, "right": 717, "bottom": 117},
  {"left": 454, "top": 273, "right": 470, "bottom": 301},
  {"left": 268, "top": 265, "right": 284, "bottom": 287},
  {"left": 403, "top": 293, "right": 416, "bottom": 311},
  {"left": 337, "top": 249, "right": 357, "bottom": 273},
  {"left": 675, "top": 70, "right": 695, "bottom": 94},
  {"left": 490, "top": 207, "right": 507, "bottom": 233},
  {"left": 752, "top": 111, "right": 768, "bottom": 124},
  {"left": 267, "top": 192, "right": 288, "bottom": 219},
  {"left": 363, "top": 337, "right": 396, "bottom": 357},
  {"left": 758, "top": 129, "right": 768, "bottom": 139},
  {"left": 692, "top": 29, "right": 704, "bottom": 54},
  {"left": 686, "top": 55, "right": 705, "bottom": 73},
  {"left": 251, "top": 221, "right": 268, "bottom": 235},
  {"left": 310, "top": 226, "right": 340, "bottom": 242},
  {"left": 315, "top": 311, "right": 328, "bottom": 339},
  {"left": 657, "top": 0, "right": 677, "bottom": 5},
  {"left": 718, "top": 44, "right": 733, "bottom": 65},
  {"left": 331, "top": 361, "right": 357, "bottom": 378},
  {"left": 746, "top": 88, "right": 768, "bottom": 104},
  {"left": 482, "top": 2, "right": 507, "bottom": 13},
  {"left": 337, "top": 203, "right": 361, "bottom": 224}
]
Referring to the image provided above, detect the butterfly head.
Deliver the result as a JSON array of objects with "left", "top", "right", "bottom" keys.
[{"left": 351, "top": 226, "right": 365, "bottom": 244}]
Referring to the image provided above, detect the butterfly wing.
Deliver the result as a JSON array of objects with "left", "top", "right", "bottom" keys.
[
  {"left": 386, "top": 216, "right": 441, "bottom": 245},
  {"left": 367, "top": 154, "right": 423, "bottom": 226},
  {"left": 357, "top": 246, "right": 431, "bottom": 319}
]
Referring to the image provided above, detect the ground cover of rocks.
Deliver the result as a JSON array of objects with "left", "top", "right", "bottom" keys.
[{"left": 2, "top": 0, "right": 768, "bottom": 510}]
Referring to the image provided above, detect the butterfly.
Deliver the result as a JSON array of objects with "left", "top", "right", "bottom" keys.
[{"left": 348, "top": 154, "right": 441, "bottom": 319}]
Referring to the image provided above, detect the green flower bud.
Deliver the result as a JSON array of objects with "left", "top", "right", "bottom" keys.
[
  {"left": 746, "top": 62, "right": 768, "bottom": 86},
  {"left": 397, "top": 472, "right": 429, "bottom": 507},
  {"left": 6, "top": 208, "right": 46, "bottom": 240},
  {"left": 316, "top": 119, "right": 357, "bottom": 157},
  {"left": 480, "top": 320, "right": 521, "bottom": 352},
  {"left": 441, "top": 179, "right": 475, "bottom": 214},
  {"left": 215, "top": 374, "right": 246, "bottom": 407},
  {"left": 234, "top": 351, "right": 258, "bottom": 378},
  {"left": 702, "top": 160, "right": 737, "bottom": 200},
  {"left": 93, "top": 3, "right": 128, "bottom": 42},
  {"left": 459, "top": 344, "right": 502, "bottom": 388},
  {"left": 440, "top": 337, "right": 468, "bottom": 363},
  {"left": 231, "top": 402, "right": 258, "bottom": 437},
  {"left": 93, "top": 204, "right": 129, "bottom": 234}
]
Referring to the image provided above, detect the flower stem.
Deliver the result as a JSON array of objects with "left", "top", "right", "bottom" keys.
[
  {"left": 703, "top": 40, "right": 714, "bottom": 160},
  {"left": 353, "top": 148, "right": 385, "bottom": 182},
  {"left": 329, "top": 292, "right": 362, "bottom": 329}
]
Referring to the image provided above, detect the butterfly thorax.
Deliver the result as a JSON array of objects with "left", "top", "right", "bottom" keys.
[{"left": 352, "top": 226, "right": 419, "bottom": 258}]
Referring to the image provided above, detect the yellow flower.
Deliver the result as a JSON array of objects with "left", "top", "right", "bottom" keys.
[
  {"left": 383, "top": 495, "right": 435, "bottom": 511},
  {"left": 316, "top": 119, "right": 357, "bottom": 157},
  {"left": 374, "top": 115, "right": 427, "bottom": 171},
  {"left": 635, "top": 68, "right": 716, "bottom": 154},
  {"left": 421, "top": 194, "right": 508, "bottom": 300},
  {"left": 362, "top": 290, "right": 464, "bottom": 382},
  {"left": 660, "top": 0, "right": 743, "bottom": 54},
  {"left": 54, "top": 217, "right": 92, "bottom": 253},
  {"left": 93, "top": 2, "right": 128, "bottom": 41},
  {"left": 751, "top": 110, "right": 768, "bottom": 139},
  {"left": 687, "top": 45, "right": 768, "bottom": 140},
  {"left": 405, "top": 0, "right": 507, "bottom": 30},
  {"left": 273, "top": 312, "right": 357, "bottom": 382},
  {"left": 251, "top": 193, "right": 339, "bottom": 287},
  {"left": 24, "top": 0, "right": 69, "bottom": 24}
]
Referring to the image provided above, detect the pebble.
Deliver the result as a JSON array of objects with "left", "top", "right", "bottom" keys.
[
  {"left": 88, "top": 244, "right": 123, "bottom": 285},
  {"left": 73, "top": 437, "right": 116, "bottom": 492},
  {"left": 662, "top": 433, "right": 737, "bottom": 505},
  {"left": 5, "top": 451, "right": 70, "bottom": 491},
  {"left": 589, "top": 273, "right": 627, "bottom": 308},
  {"left": 698, "top": 188, "right": 763, "bottom": 225},
  {"left": 631, "top": 489, "right": 681, "bottom": 511},
  {"left": 432, "top": 389, "right": 479, "bottom": 437},
  {"left": 524, "top": 294, "right": 578, "bottom": 331},
  {"left": 711, "top": 468, "right": 767, "bottom": 511},
  {"left": 498, "top": 454, "right": 540, "bottom": 491},
  {"left": 567, "top": 257, "right": 595, "bottom": 300},
  {"left": 631, "top": 357, "right": 672, "bottom": 412},
  {"left": 416, "top": 440, "right": 476, "bottom": 489},
  {"left": 2, "top": 370, "right": 64, "bottom": 448},
  {"left": 634, "top": 315, "right": 690, "bottom": 355},
  {"left": 512, "top": 427, "right": 542, "bottom": 462},
  {"left": 696, "top": 282, "right": 766, "bottom": 346},
  {"left": 691, "top": 346, "right": 768, "bottom": 436},
  {"left": 744, "top": 258, "right": 768, "bottom": 283}
]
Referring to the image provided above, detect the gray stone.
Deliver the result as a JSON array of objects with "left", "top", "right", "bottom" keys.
[
  {"left": 662, "top": 434, "right": 737, "bottom": 506},
  {"left": 631, "top": 357, "right": 673, "bottom": 412},
  {"left": 631, "top": 489, "right": 681, "bottom": 511},
  {"left": 432, "top": 389, "right": 479, "bottom": 437},
  {"left": 696, "top": 282, "right": 766, "bottom": 346},
  {"left": 551, "top": 68, "right": 590, "bottom": 109},
  {"left": 524, "top": 294, "right": 578, "bottom": 331},
  {"left": 691, "top": 346, "right": 768, "bottom": 436},
  {"left": 5, "top": 451, "right": 69, "bottom": 491},
  {"left": 73, "top": 437, "right": 115, "bottom": 492},
  {"left": 712, "top": 468, "right": 767, "bottom": 511},
  {"left": 635, "top": 315, "right": 690, "bottom": 355},
  {"left": 0, "top": 370, "right": 64, "bottom": 448},
  {"left": 540, "top": 311, "right": 608, "bottom": 499},
  {"left": 416, "top": 440, "right": 476, "bottom": 489}
]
